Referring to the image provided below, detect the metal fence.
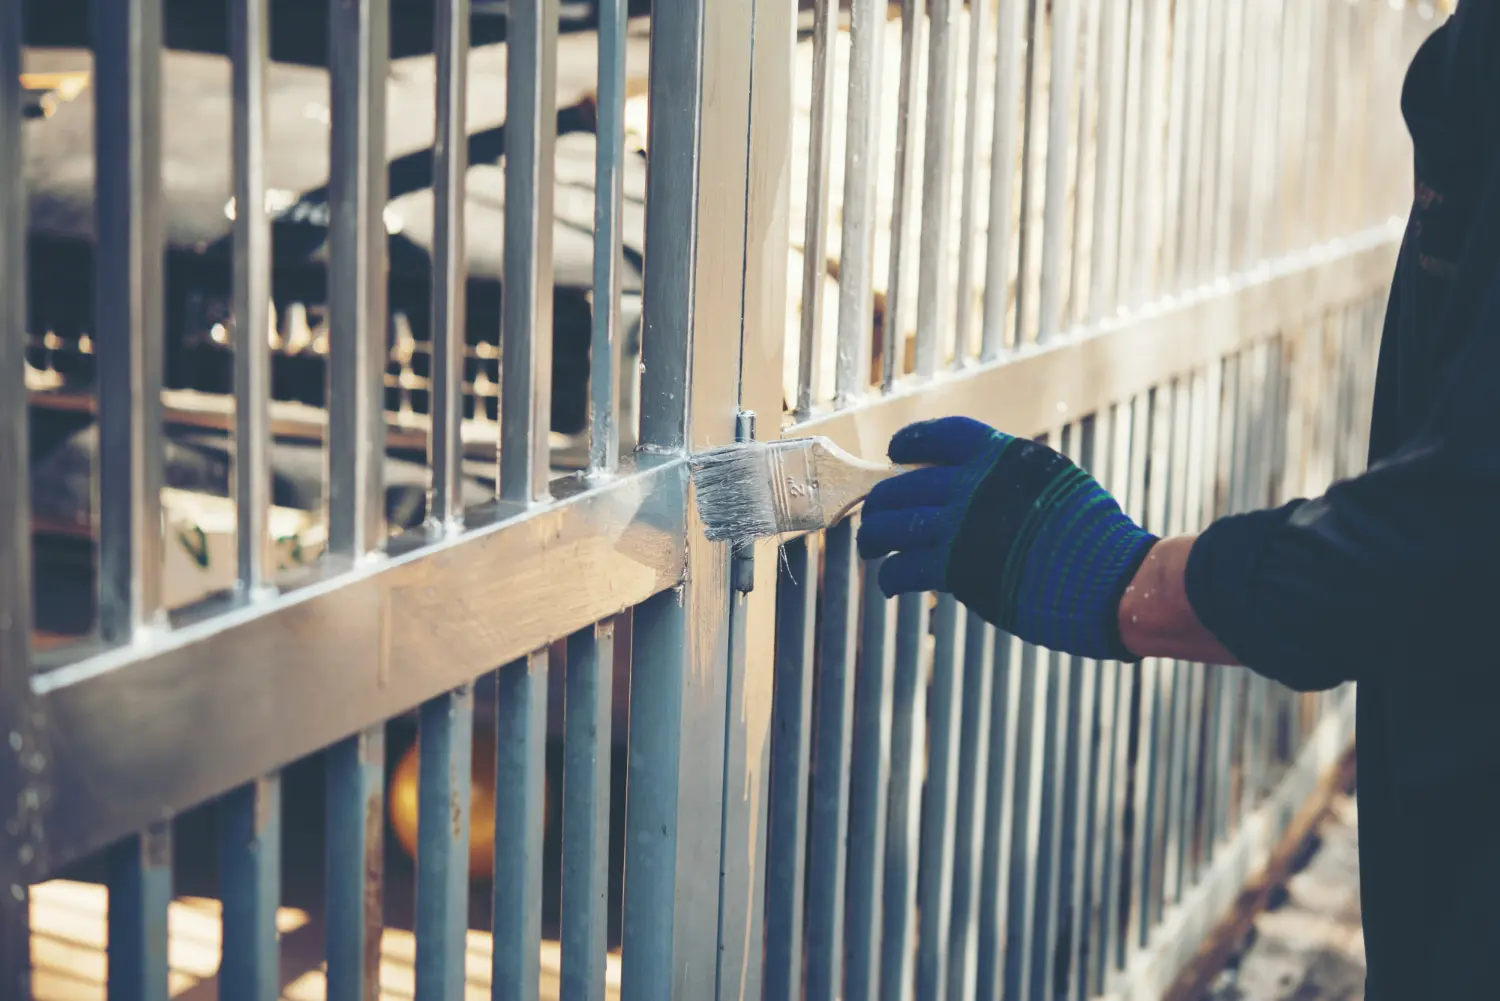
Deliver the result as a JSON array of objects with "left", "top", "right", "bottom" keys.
[{"left": 0, "top": 0, "right": 1432, "bottom": 998}]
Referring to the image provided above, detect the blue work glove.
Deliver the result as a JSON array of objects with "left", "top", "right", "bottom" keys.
[{"left": 856, "top": 416, "right": 1157, "bottom": 660}]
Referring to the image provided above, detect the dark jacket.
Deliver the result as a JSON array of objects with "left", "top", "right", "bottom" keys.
[{"left": 1184, "top": 4, "right": 1500, "bottom": 997}]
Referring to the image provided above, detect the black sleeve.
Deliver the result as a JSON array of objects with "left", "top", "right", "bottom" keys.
[{"left": 1184, "top": 279, "right": 1500, "bottom": 691}]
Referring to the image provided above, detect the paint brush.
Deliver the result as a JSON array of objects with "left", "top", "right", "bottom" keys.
[{"left": 689, "top": 436, "right": 920, "bottom": 547}]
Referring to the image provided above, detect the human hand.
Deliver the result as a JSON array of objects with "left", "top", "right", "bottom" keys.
[{"left": 856, "top": 416, "right": 1157, "bottom": 660}]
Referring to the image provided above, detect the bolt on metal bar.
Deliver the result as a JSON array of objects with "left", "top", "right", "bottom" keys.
[
  {"left": 913, "top": 0, "right": 960, "bottom": 377},
  {"left": 590, "top": 0, "right": 628, "bottom": 474},
  {"left": 501, "top": 0, "right": 558, "bottom": 501},
  {"left": 804, "top": 520, "right": 859, "bottom": 1001},
  {"left": 762, "top": 536, "right": 817, "bottom": 1001},
  {"left": 1036, "top": 0, "right": 1077, "bottom": 343},
  {"left": 950, "top": 0, "right": 990, "bottom": 366},
  {"left": 219, "top": 777, "right": 281, "bottom": 1001},
  {"left": 880, "top": 592, "right": 930, "bottom": 998},
  {"left": 429, "top": 0, "right": 470, "bottom": 525},
  {"left": 880, "top": 0, "right": 927, "bottom": 391},
  {"left": 914, "top": 594, "right": 966, "bottom": 999},
  {"left": 493, "top": 651, "right": 549, "bottom": 1001},
  {"left": 795, "top": 0, "right": 838, "bottom": 414},
  {"left": 843, "top": 562, "right": 896, "bottom": 1001},
  {"left": 980, "top": 0, "right": 1029, "bottom": 359},
  {"left": 946, "top": 610, "right": 995, "bottom": 1001},
  {"left": 414, "top": 683, "right": 474, "bottom": 1001},
  {"left": 835, "top": 0, "right": 886, "bottom": 404},
  {"left": 323, "top": 1, "right": 390, "bottom": 995},
  {"left": 0, "top": 2, "right": 35, "bottom": 992},
  {"left": 561, "top": 622, "right": 615, "bottom": 1001}
]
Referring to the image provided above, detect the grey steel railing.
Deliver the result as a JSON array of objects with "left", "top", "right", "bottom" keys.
[{"left": 0, "top": 0, "right": 1433, "bottom": 998}]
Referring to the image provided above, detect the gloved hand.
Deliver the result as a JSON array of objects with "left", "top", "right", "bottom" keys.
[{"left": 856, "top": 416, "right": 1157, "bottom": 660}]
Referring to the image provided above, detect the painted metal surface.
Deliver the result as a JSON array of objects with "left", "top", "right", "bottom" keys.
[{"left": 1, "top": 0, "right": 1428, "bottom": 998}]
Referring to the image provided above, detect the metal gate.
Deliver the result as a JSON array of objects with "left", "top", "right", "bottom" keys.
[{"left": 0, "top": 0, "right": 1431, "bottom": 998}]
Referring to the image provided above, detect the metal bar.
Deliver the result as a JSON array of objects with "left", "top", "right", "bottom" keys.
[
  {"left": 975, "top": 631, "right": 1020, "bottom": 1001},
  {"left": 914, "top": 0, "right": 962, "bottom": 376},
  {"left": 430, "top": 0, "right": 470, "bottom": 521},
  {"left": 880, "top": 592, "right": 930, "bottom": 1000},
  {"left": 1212, "top": 0, "right": 1247, "bottom": 276},
  {"left": 1065, "top": 0, "right": 1102, "bottom": 330},
  {"left": 1155, "top": 0, "right": 1191, "bottom": 290},
  {"left": 914, "top": 595, "right": 967, "bottom": 999},
  {"left": 107, "top": 824, "right": 173, "bottom": 1001},
  {"left": 837, "top": 0, "right": 887, "bottom": 401},
  {"left": 796, "top": 0, "right": 838, "bottom": 413},
  {"left": 326, "top": 0, "right": 390, "bottom": 558},
  {"left": 762, "top": 537, "right": 818, "bottom": 1001},
  {"left": 561, "top": 624, "right": 614, "bottom": 1001},
  {"left": 590, "top": 0, "right": 628, "bottom": 473},
  {"left": 0, "top": 2, "right": 35, "bottom": 991},
  {"left": 845, "top": 564, "right": 897, "bottom": 1001},
  {"left": 1037, "top": 0, "right": 1078, "bottom": 342},
  {"left": 1111, "top": 0, "right": 1146, "bottom": 311},
  {"left": 1087, "top": 0, "right": 1129, "bottom": 321},
  {"left": 1174, "top": 0, "right": 1209, "bottom": 290},
  {"left": 882, "top": 0, "right": 927, "bottom": 389},
  {"left": 93, "top": 0, "right": 165, "bottom": 641},
  {"left": 1127, "top": 0, "right": 1168, "bottom": 304},
  {"left": 946, "top": 610, "right": 995, "bottom": 1001},
  {"left": 1012, "top": 0, "right": 1046, "bottom": 344},
  {"left": 493, "top": 652, "right": 549, "bottom": 1001},
  {"left": 1159, "top": 377, "right": 1196, "bottom": 910},
  {"left": 951, "top": 0, "right": 991, "bottom": 365},
  {"left": 1001, "top": 641, "right": 1044, "bottom": 999},
  {"left": 980, "top": 0, "right": 1030, "bottom": 359},
  {"left": 1138, "top": 388, "right": 1175, "bottom": 936},
  {"left": 805, "top": 521, "right": 860, "bottom": 1001},
  {"left": 219, "top": 777, "right": 282, "bottom": 1001},
  {"left": 325, "top": 728, "right": 385, "bottom": 1001},
  {"left": 500, "top": 0, "right": 558, "bottom": 502},
  {"left": 232, "top": 0, "right": 273, "bottom": 588},
  {"left": 415, "top": 685, "right": 474, "bottom": 1001}
]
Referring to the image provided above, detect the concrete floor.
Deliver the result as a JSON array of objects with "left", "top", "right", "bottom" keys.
[{"left": 1204, "top": 795, "right": 1366, "bottom": 1001}]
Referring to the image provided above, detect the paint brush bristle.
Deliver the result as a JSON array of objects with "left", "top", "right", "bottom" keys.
[{"left": 688, "top": 443, "right": 784, "bottom": 546}]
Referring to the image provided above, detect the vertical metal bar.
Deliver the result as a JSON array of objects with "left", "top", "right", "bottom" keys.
[
  {"left": 1140, "top": 388, "right": 1175, "bottom": 936},
  {"left": 325, "top": 729, "right": 385, "bottom": 1001},
  {"left": 1193, "top": 0, "right": 1226, "bottom": 287},
  {"left": 1212, "top": 0, "right": 1246, "bottom": 276},
  {"left": 1036, "top": 0, "right": 1077, "bottom": 342},
  {"left": 946, "top": 611, "right": 995, "bottom": 1001},
  {"left": 762, "top": 537, "right": 818, "bottom": 1001},
  {"left": 222, "top": 6, "right": 282, "bottom": 996},
  {"left": 108, "top": 824, "right": 173, "bottom": 1001},
  {"left": 1173, "top": 0, "right": 1208, "bottom": 290},
  {"left": 1001, "top": 642, "right": 1044, "bottom": 1000},
  {"left": 562, "top": 624, "right": 614, "bottom": 1001},
  {"left": 1155, "top": 0, "right": 1190, "bottom": 290},
  {"left": 0, "top": 3, "right": 35, "bottom": 992},
  {"left": 93, "top": 0, "right": 174, "bottom": 992},
  {"left": 1065, "top": 0, "right": 1102, "bottom": 330},
  {"left": 882, "top": 0, "right": 928, "bottom": 389},
  {"left": 500, "top": 0, "right": 558, "bottom": 501},
  {"left": 980, "top": 0, "right": 1029, "bottom": 359},
  {"left": 324, "top": 2, "right": 390, "bottom": 996},
  {"left": 951, "top": 0, "right": 990, "bottom": 365},
  {"left": 493, "top": 652, "right": 549, "bottom": 1001},
  {"left": 806, "top": 521, "right": 860, "bottom": 1001},
  {"left": 797, "top": 0, "right": 839, "bottom": 413},
  {"left": 1012, "top": 0, "right": 1047, "bottom": 344},
  {"left": 93, "top": 0, "right": 165, "bottom": 640},
  {"left": 327, "top": 0, "right": 390, "bottom": 557},
  {"left": 414, "top": 685, "right": 474, "bottom": 1001},
  {"left": 880, "top": 593, "right": 930, "bottom": 1001},
  {"left": 914, "top": 0, "right": 961, "bottom": 376},
  {"left": 220, "top": 778, "right": 282, "bottom": 1001},
  {"left": 975, "top": 631, "right": 1019, "bottom": 1001},
  {"left": 845, "top": 565, "right": 898, "bottom": 1001},
  {"left": 837, "top": 0, "right": 887, "bottom": 402},
  {"left": 914, "top": 595, "right": 967, "bottom": 999},
  {"left": 1159, "top": 378, "right": 1195, "bottom": 910},
  {"left": 589, "top": 0, "right": 627, "bottom": 473},
  {"left": 1127, "top": 0, "right": 1167, "bottom": 304},
  {"left": 232, "top": 0, "right": 273, "bottom": 588},
  {"left": 1087, "top": 0, "right": 1129, "bottom": 321},
  {"left": 430, "top": 0, "right": 470, "bottom": 520}
]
